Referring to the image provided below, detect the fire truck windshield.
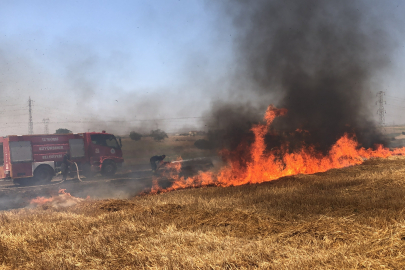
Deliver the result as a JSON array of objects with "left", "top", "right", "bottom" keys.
[{"left": 91, "top": 134, "right": 120, "bottom": 149}]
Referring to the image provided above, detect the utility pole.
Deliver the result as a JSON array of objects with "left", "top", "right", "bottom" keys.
[
  {"left": 376, "top": 91, "right": 386, "bottom": 127},
  {"left": 42, "top": 118, "right": 49, "bottom": 134},
  {"left": 28, "top": 97, "right": 34, "bottom": 134}
]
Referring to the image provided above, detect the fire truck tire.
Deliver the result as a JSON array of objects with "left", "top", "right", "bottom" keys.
[
  {"left": 33, "top": 165, "right": 54, "bottom": 183},
  {"left": 101, "top": 160, "right": 117, "bottom": 177}
]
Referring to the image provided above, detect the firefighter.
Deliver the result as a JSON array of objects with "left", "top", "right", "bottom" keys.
[
  {"left": 150, "top": 155, "right": 166, "bottom": 173},
  {"left": 61, "top": 152, "right": 73, "bottom": 181}
]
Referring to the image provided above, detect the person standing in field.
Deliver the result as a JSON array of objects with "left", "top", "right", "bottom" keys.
[
  {"left": 150, "top": 155, "right": 166, "bottom": 172},
  {"left": 61, "top": 152, "right": 73, "bottom": 181}
]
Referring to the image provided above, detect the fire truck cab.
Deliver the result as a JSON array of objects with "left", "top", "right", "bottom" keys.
[{"left": 0, "top": 131, "right": 123, "bottom": 184}]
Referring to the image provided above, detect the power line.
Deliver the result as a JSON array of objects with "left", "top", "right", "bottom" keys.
[
  {"left": 2, "top": 115, "right": 29, "bottom": 118},
  {"left": 376, "top": 91, "right": 386, "bottom": 127},
  {"left": 42, "top": 118, "right": 49, "bottom": 134},
  {"left": 386, "top": 95, "right": 405, "bottom": 102},
  {"left": 0, "top": 116, "right": 208, "bottom": 125},
  {"left": 0, "top": 104, "right": 26, "bottom": 107},
  {"left": 386, "top": 99, "right": 405, "bottom": 105},
  {"left": 386, "top": 104, "right": 405, "bottom": 109},
  {"left": 28, "top": 97, "right": 33, "bottom": 134},
  {"left": 0, "top": 109, "right": 28, "bottom": 113}
]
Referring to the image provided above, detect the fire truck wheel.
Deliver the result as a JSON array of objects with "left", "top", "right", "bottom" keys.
[
  {"left": 101, "top": 161, "right": 117, "bottom": 177},
  {"left": 33, "top": 165, "right": 54, "bottom": 183}
]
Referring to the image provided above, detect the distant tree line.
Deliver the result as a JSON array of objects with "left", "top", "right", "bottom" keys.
[
  {"left": 55, "top": 128, "right": 72, "bottom": 134},
  {"left": 129, "top": 129, "right": 168, "bottom": 142},
  {"left": 129, "top": 131, "right": 142, "bottom": 141}
]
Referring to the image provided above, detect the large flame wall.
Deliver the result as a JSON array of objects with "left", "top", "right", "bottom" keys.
[{"left": 153, "top": 106, "right": 405, "bottom": 193}]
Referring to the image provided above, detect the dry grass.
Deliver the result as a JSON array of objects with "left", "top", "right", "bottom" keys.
[{"left": 2, "top": 157, "right": 405, "bottom": 269}]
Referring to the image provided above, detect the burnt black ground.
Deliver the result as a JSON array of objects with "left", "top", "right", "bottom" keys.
[{"left": 0, "top": 169, "right": 171, "bottom": 211}]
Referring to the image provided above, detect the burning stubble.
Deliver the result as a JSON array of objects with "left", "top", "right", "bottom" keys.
[{"left": 206, "top": 0, "right": 393, "bottom": 153}]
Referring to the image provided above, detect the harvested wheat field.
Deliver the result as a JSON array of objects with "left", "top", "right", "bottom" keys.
[{"left": 2, "top": 157, "right": 405, "bottom": 269}]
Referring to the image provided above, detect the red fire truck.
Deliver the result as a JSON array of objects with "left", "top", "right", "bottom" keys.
[{"left": 0, "top": 131, "right": 123, "bottom": 184}]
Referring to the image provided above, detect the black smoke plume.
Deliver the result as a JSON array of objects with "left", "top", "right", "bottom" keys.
[{"left": 207, "top": 0, "right": 392, "bottom": 153}]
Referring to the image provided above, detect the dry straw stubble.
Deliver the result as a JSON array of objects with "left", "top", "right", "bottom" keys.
[{"left": 1, "top": 157, "right": 405, "bottom": 268}]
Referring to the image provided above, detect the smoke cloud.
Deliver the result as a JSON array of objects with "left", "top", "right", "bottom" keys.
[{"left": 206, "top": 0, "right": 393, "bottom": 153}]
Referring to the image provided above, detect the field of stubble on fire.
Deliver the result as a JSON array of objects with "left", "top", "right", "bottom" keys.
[{"left": 1, "top": 137, "right": 405, "bottom": 269}]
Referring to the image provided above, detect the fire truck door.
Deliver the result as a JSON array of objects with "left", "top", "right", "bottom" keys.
[{"left": 9, "top": 141, "right": 33, "bottom": 178}]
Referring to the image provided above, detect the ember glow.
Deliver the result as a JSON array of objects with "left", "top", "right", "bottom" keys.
[{"left": 152, "top": 105, "right": 405, "bottom": 193}]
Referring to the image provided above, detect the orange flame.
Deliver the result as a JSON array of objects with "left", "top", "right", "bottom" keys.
[
  {"left": 30, "top": 189, "right": 84, "bottom": 208},
  {"left": 150, "top": 105, "right": 405, "bottom": 193},
  {"left": 150, "top": 157, "right": 183, "bottom": 194}
]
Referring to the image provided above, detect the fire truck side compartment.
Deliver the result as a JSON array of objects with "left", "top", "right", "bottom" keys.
[
  {"left": 69, "top": 139, "right": 85, "bottom": 158},
  {"left": 9, "top": 141, "right": 33, "bottom": 163}
]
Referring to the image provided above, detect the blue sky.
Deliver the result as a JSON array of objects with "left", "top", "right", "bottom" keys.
[
  {"left": 0, "top": 0, "right": 236, "bottom": 134},
  {"left": 0, "top": 0, "right": 404, "bottom": 135},
  {"left": 0, "top": 0, "right": 228, "bottom": 88}
]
